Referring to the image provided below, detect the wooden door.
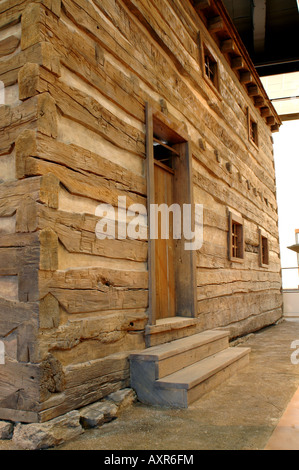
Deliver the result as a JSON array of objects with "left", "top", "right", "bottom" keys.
[
  {"left": 154, "top": 161, "right": 176, "bottom": 319},
  {"left": 146, "top": 104, "right": 196, "bottom": 326}
]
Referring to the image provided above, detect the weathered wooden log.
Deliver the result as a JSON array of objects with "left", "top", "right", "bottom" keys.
[
  {"left": 0, "top": 35, "right": 20, "bottom": 57},
  {"left": 0, "top": 0, "right": 282, "bottom": 425}
]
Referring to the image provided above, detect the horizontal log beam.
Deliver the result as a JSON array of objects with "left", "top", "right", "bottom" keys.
[
  {"left": 254, "top": 96, "right": 265, "bottom": 108},
  {"left": 231, "top": 56, "right": 244, "bottom": 70},
  {"left": 271, "top": 124, "right": 280, "bottom": 133},
  {"left": 266, "top": 116, "right": 275, "bottom": 126},
  {"left": 193, "top": 0, "right": 211, "bottom": 9},
  {"left": 240, "top": 71, "right": 253, "bottom": 85},
  {"left": 260, "top": 107, "right": 271, "bottom": 118},
  {"left": 221, "top": 39, "right": 236, "bottom": 54},
  {"left": 0, "top": 35, "right": 20, "bottom": 58},
  {"left": 247, "top": 85, "right": 259, "bottom": 97},
  {"left": 208, "top": 16, "right": 225, "bottom": 33}
]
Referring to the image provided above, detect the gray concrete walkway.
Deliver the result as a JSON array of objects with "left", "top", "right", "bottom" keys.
[{"left": 1, "top": 319, "right": 299, "bottom": 450}]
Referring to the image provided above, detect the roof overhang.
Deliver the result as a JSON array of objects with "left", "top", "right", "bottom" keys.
[
  {"left": 222, "top": 0, "right": 299, "bottom": 78},
  {"left": 288, "top": 244, "right": 299, "bottom": 253},
  {"left": 192, "top": 0, "right": 282, "bottom": 131}
]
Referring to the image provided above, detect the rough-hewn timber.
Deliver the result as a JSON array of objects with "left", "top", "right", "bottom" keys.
[{"left": 0, "top": 0, "right": 282, "bottom": 422}]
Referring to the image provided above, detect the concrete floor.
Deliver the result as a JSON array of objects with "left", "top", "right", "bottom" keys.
[{"left": 1, "top": 319, "right": 299, "bottom": 450}]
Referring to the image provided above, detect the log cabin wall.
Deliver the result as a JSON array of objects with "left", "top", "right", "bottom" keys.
[{"left": 0, "top": 0, "right": 282, "bottom": 422}]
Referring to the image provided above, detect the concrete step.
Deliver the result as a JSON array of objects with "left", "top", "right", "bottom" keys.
[
  {"left": 155, "top": 347, "right": 251, "bottom": 407},
  {"left": 130, "top": 328, "right": 251, "bottom": 409},
  {"left": 130, "top": 329, "right": 229, "bottom": 379}
]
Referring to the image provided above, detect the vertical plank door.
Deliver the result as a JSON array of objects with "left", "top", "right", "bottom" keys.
[{"left": 154, "top": 161, "right": 176, "bottom": 319}]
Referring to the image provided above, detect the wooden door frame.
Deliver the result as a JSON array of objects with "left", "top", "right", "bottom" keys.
[{"left": 146, "top": 103, "right": 197, "bottom": 326}]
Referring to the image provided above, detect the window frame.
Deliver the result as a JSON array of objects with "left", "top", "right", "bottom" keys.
[
  {"left": 199, "top": 36, "right": 221, "bottom": 98},
  {"left": 259, "top": 229, "right": 269, "bottom": 268},
  {"left": 247, "top": 109, "right": 259, "bottom": 148},
  {"left": 204, "top": 51, "right": 218, "bottom": 87},
  {"left": 228, "top": 211, "right": 245, "bottom": 263}
]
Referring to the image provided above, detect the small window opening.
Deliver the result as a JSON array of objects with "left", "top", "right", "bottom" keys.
[
  {"left": 261, "top": 235, "right": 269, "bottom": 266},
  {"left": 153, "top": 137, "right": 179, "bottom": 170},
  {"left": 249, "top": 119, "right": 258, "bottom": 146},
  {"left": 232, "top": 222, "right": 243, "bottom": 259},
  {"left": 247, "top": 109, "right": 259, "bottom": 147},
  {"left": 229, "top": 212, "right": 244, "bottom": 262},
  {"left": 204, "top": 49, "right": 218, "bottom": 89}
]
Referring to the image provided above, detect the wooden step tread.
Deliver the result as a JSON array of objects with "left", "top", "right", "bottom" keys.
[
  {"left": 130, "top": 330, "right": 229, "bottom": 362},
  {"left": 156, "top": 347, "right": 251, "bottom": 390}
]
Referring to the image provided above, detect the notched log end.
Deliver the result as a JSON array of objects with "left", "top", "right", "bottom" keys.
[
  {"left": 18, "top": 63, "right": 40, "bottom": 101},
  {"left": 37, "top": 93, "right": 58, "bottom": 139},
  {"left": 40, "top": 293, "right": 60, "bottom": 329},
  {"left": 40, "top": 173, "right": 60, "bottom": 209},
  {"left": 41, "top": 353, "right": 64, "bottom": 401},
  {"left": 15, "top": 130, "right": 38, "bottom": 179},
  {"left": 39, "top": 228, "right": 59, "bottom": 271}
]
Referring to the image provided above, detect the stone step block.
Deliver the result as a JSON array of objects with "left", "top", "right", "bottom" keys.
[{"left": 130, "top": 329, "right": 230, "bottom": 379}]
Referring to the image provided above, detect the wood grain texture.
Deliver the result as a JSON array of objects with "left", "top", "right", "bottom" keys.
[{"left": 0, "top": 0, "right": 282, "bottom": 422}]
